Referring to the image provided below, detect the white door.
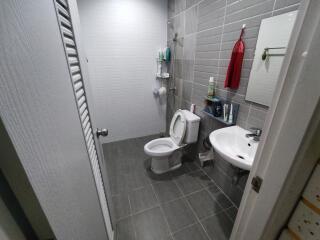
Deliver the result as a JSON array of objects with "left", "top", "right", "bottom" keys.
[
  {"left": 53, "top": 0, "right": 114, "bottom": 238},
  {"left": 231, "top": 0, "right": 320, "bottom": 239}
]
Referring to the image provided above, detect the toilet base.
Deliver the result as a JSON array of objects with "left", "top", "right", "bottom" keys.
[{"left": 150, "top": 151, "right": 182, "bottom": 174}]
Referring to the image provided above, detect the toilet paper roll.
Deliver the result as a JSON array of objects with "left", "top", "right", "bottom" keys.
[{"left": 158, "top": 87, "right": 167, "bottom": 96}]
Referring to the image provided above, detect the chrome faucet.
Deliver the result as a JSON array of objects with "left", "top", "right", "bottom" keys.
[{"left": 246, "top": 127, "right": 262, "bottom": 141}]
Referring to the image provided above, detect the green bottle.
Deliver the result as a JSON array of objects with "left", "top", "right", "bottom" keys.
[{"left": 208, "top": 77, "right": 215, "bottom": 99}]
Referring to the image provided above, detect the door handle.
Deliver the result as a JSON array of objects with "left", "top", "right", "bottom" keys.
[{"left": 96, "top": 128, "right": 108, "bottom": 137}]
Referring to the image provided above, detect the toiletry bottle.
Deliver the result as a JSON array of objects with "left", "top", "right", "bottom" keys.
[
  {"left": 208, "top": 77, "right": 215, "bottom": 99},
  {"left": 228, "top": 104, "right": 233, "bottom": 124},
  {"left": 158, "top": 49, "right": 164, "bottom": 62},
  {"left": 212, "top": 98, "right": 222, "bottom": 117},
  {"left": 165, "top": 47, "right": 171, "bottom": 62},
  {"left": 190, "top": 104, "right": 196, "bottom": 113},
  {"left": 223, "top": 104, "right": 229, "bottom": 122}
]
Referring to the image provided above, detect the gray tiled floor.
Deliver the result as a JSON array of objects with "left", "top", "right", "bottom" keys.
[{"left": 103, "top": 135, "right": 237, "bottom": 240}]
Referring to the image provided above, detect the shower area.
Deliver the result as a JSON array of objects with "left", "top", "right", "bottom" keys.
[{"left": 75, "top": 0, "right": 239, "bottom": 239}]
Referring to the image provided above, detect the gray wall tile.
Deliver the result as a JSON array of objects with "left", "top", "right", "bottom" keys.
[
  {"left": 185, "top": 5, "right": 198, "bottom": 34},
  {"left": 182, "top": 80, "right": 193, "bottom": 101},
  {"left": 168, "top": 0, "right": 176, "bottom": 18},
  {"left": 186, "top": 0, "right": 202, "bottom": 8},
  {"left": 182, "top": 60, "right": 194, "bottom": 82},
  {"left": 274, "top": 0, "right": 300, "bottom": 10},
  {"left": 167, "top": 0, "right": 301, "bottom": 202},
  {"left": 273, "top": 3, "right": 300, "bottom": 16},
  {"left": 183, "top": 35, "right": 196, "bottom": 60},
  {"left": 225, "top": 1, "right": 275, "bottom": 24},
  {"left": 175, "top": 0, "right": 187, "bottom": 14}
]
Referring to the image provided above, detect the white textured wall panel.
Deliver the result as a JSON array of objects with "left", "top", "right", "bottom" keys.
[
  {"left": 77, "top": 0, "right": 167, "bottom": 143},
  {"left": 0, "top": 0, "right": 108, "bottom": 239}
]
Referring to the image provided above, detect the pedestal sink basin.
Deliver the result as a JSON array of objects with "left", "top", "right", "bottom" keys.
[{"left": 209, "top": 126, "right": 259, "bottom": 170}]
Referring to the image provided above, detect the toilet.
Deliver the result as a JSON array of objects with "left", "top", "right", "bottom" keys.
[{"left": 144, "top": 109, "right": 200, "bottom": 174}]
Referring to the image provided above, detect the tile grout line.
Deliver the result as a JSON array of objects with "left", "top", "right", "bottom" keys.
[
  {"left": 170, "top": 206, "right": 234, "bottom": 236},
  {"left": 203, "top": 187, "right": 229, "bottom": 213},
  {"left": 186, "top": 162, "right": 237, "bottom": 207},
  {"left": 172, "top": 176, "right": 211, "bottom": 240},
  {"left": 127, "top": 195, "right": 132, "bottom": 217},
  {"left": 216, "top": 0, "right": 228, "bottom": 88},
  {"left": 272, "top": 0, "right": 278, "bottom": 13},
  {"left": 149, "top": 183, "right": 175, "bottom": 240},
  {"left": 126, "top": 195, "right": 138, "bottom": 240},
  {"left": 179, "top": 163, "right": 234, "bottom": 236},
  {"left": 115, "top": 164, "right": 238, "bottom": 221},
  {"left": 112, "top": 138, "right": 238, "bottom": 238},
  {"left": 221, "top": 205, "right": 238, "bottom": 223},
  {"left": 170, "top": 222, "right": 198, "bottom": 235},
  {"left": 183, "top": 189, "right": 212, "bottom": 240},
  {"left": 198, "top": 165, "right": 239, "bottom": 209}
]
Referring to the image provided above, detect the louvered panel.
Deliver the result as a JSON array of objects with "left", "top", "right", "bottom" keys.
[
  {"left": 75, "top": 88, "right": 84, "bottom": 99},
  {"left": 68, "top": 56, "right": 78, "bottom": 64},
  {"left": 61, "top": 26, "right": 73, "bottom": 38},
  {"left": 78, "top": 96, "right": 86, "bottom": 108},
  {"left": 88, "top": 143, "right": 95, "bottom": 159},
  {"left": 85, "top": 131, "right": 93, "bottom": 144},
  {"left": 79, "top": 104, "right": 87, "bottom": 117},
  {"left": 74, "top": 81, "right": 83, "bottom": 92},
  {"left": 72, "top": 73, "right": 81, "bottom": 83},
  {"left": 82, "top": 116, "right": 90, "bottom": 129},
  {"left": 56, "top": 0, "right": 68, "bottom": 8},
  {"left": 64, "top": 37, "right": 76, "bottom": 47},
  {"left": 87, "top": 137, "right": 94, "bottom": 151},
  {"left": 80, "top": 109, "right": 88, "bottom": 121},
  {"left": 90, "top": 154, "right": 111, "bottom": 236},
  {"left": 58, "top": 15, "right": 72, "bottom": 29},
  {"left": 57, "top": 5, "right": 70, "bottom": 19},
  {"left": 70, "top": 65, "right": 80, "bottom": 74},
  {"left": 84, "top": 122, "right": 91, "bottom": 136},
  {"left": 54, "top": 1, "right": 112, "bottom": 236},
  {"left": 66, "top": 47, "right": 77, "bottom": 56}
]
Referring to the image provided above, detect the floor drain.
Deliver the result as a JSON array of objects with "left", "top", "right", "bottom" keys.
[{"left": 237, "top": 155, "right": 245, "bottom": 160}]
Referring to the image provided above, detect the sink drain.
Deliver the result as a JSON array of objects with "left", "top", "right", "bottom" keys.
[{"left": 237, "top": 155, "right": 245, "bottom": 160}]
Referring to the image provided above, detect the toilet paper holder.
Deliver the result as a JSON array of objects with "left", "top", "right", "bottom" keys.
[{"left": 153, "top": 87, "right": 167, "bottom": 97}]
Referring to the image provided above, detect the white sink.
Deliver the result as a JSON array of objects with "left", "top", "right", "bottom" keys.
[{"left": 209, "top": 126, "right": 259, "bottom": 170}]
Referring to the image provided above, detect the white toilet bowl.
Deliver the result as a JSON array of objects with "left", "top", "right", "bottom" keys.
[
  {"left": 144, "top": 137, "right": 184, "bottom": 174},
  {"left": 144, "top": 109, "right": 200, "bottom": 174},
  {"left": 144, "top": 137, "right": 180, "bottom": 157}
]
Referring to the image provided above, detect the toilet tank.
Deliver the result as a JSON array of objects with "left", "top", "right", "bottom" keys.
[{"left": 182, "top": 110, "right": 200, "bottom": 144}]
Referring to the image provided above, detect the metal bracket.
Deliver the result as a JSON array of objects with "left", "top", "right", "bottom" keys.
[{"left": 251, "top": 175, "right": 263, "bottom": 193}]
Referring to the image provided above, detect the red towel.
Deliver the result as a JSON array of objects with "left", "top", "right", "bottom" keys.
[{"left": 224, "top": 29, "right": 245, "bottom": 89}]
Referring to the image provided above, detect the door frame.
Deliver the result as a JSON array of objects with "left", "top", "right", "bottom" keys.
[
  {"left": 231, "top": 0, "right": 320, "bottom": 239},
  {"left": 67, "top": 0, "right": 115, "bottom": 238}
]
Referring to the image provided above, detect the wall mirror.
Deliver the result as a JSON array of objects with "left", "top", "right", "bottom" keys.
[{"left": 245, "top": 11, "right": 297, "bottom": 107}]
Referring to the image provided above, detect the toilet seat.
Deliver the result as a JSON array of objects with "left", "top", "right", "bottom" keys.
[
  {"left": 169, "top": 109, "right": 187, "bottom": 146},
  {"left": 144, "top": 110, "right": 187, "bottom": 157}
]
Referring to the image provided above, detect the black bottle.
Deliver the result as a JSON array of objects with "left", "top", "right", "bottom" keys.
[{"left": 212, "top": 98, "right": 222, "bottom": 117}]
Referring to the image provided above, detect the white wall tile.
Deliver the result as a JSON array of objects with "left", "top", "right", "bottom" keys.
[{"left": 77, "top": 0, "right": 168, "bottom": 143}]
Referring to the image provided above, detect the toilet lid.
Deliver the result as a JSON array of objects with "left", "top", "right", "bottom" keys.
[{"left": 169, "top": 109, "right": 186, "bottom": 146}]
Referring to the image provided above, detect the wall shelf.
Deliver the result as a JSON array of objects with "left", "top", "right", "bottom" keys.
[
  {"left": 203, "top": 97, "right": 239, "bottom": 126},
  {"left": 156, "top": 73, "right": 170, "bottom": 79}
]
